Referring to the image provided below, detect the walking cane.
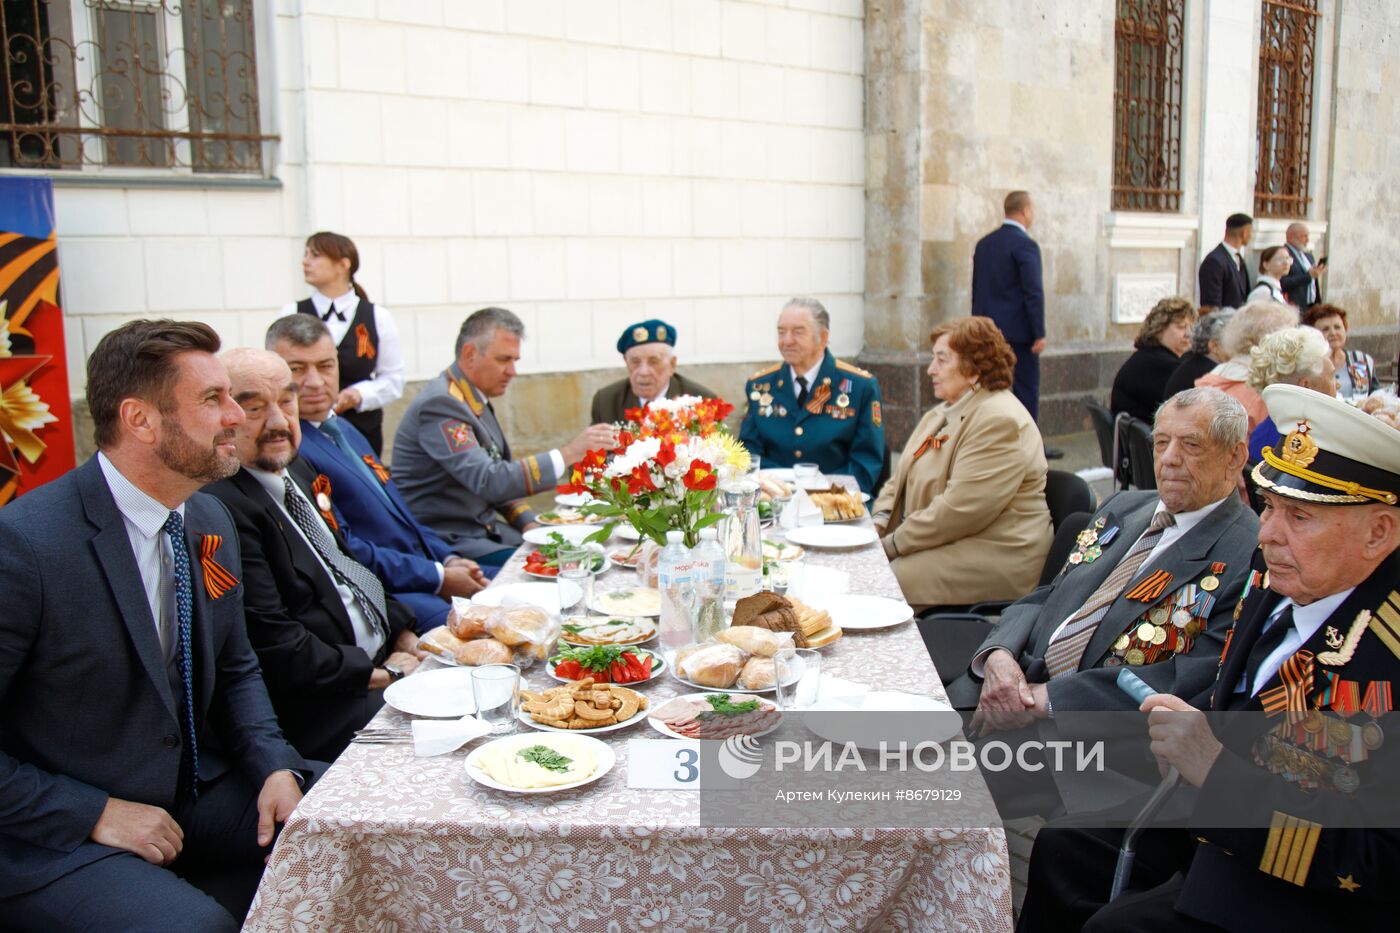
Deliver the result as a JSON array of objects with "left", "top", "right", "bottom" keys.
[{"left": 1109, "top": 669, "right": 1183, "bottom": 901}]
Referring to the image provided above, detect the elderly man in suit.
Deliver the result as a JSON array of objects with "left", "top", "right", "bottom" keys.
[
  {"left": 590, "top": 319, "right": 718, "bottom": 424},
  {"left": 265, "top": 314, "right": 489, "bottom": 626},
  {"left": 944, "top": 388, "right": 1259, "bottom": 811},
  {"left": 1280, "top": 221, "right": 1326, "bottom": 308},
  {"left": 1020, "top": 384, "right": 1400, "bottom": 933},
  {"left": 0, "top": 321, "right": 310, "bottom": 932},
  {"left": 206, "top": 350, "right": 423, "bottom": 762},
  {"left": 1198, "top": 213, "right": 1254, "bottom": 309},
  {"left": 393, "top": 307, "right": 616, "bottom": 567}
]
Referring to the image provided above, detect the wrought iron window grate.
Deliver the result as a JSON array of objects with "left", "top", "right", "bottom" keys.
[
  {"left": 1255, "top": 0, "right": 1319, "bottom": 217},
  {"left": 1, "top": 0, "right": 275, "bottom": 174},
  {"left": 1112, "top": 0, "right": 1185, "bottom": 213}
]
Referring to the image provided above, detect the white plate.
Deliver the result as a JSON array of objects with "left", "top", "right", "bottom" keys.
[
  {"left": 802, "top": 691, "right": 961, "bottom": 748},
  {"left": 762, "top": 468, "right": 795, "bottom": 481},
  {"left": 612, "top": 524, "right": 641, "bottom": 542},
  {"left": 670, "top": 669, "right": 776, "bottom": 695},
  {"left": 591, "top": 587, "right": 663, "bottom": 616},
  {"left": 472, "top": 582, "right": 564, "bottom": 614},
  {"left": 465, "top": 733, "right": 615, "bottom": 794},
  {"left": 554, "top": 492, "right": 598, "bottom": 507},
  {"left": 824, "top": 593, "right": 914, "bottom": 631},
  {"left": 523, "top": 554, "right": 612, "bottom": 580},
  {"left": 647, "top": 691, "right": 783, "bottom": 740},
  {"left": 547, "top": 648, "right": 666, "bottom": 685},
  {"left": 783, "top": 525, "right": 879, "bottom": 549},
  {"left": 383, "top": 667, "right": 478, "bottom": 718},
  {"left": 522, "top": 525, "right": 602, "bottom": 546},
  {"left": 560, "top": 615, "right": 657, "bottom": 647},
  {"left": 516, "top": 702, "right": 649, "bottom": 734}
]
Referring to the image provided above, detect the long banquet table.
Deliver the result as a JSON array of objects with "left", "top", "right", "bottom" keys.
[{"left": 243, "top": 511, "right": 1014, "bottom": 932}]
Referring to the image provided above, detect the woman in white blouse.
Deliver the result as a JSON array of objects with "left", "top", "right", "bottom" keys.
[
  {"left": 1246, "top": 246, "right": 1293, "bottom": 305},
  {"left": 278, "top": 232, "right": 405, "bottom": 456}
]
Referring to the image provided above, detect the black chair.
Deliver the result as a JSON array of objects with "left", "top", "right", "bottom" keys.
[
  {"left": 1088, "top": 402, "right": 1131, "bottom": 490},
  {"left": 917, "top": 511, "right": 1095, "bottom": 678},
  {"left": 1044, "top": 470, "right": 1094, "bottom": 532},
  {"left": 1122, "top": 416, "right": 1156, "bottom": 489}
]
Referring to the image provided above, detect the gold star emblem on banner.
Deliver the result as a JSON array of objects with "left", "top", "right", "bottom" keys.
[{"left": 1337, "top": 873, "right": 1361, "bottom": 893}]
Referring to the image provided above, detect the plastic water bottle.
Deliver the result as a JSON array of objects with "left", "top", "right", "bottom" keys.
[
  {"left": 720, "top": 478, "right": 763, "bottom": 601},
  {"left": 692, "top": 527, "right": 729, "bottom": 642},
  {"left": 656, "top": 530, "right": 696, "bottom": 664}
]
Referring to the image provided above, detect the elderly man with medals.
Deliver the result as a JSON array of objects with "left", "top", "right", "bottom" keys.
[{"left": 1019, "top": 383, "right": 1400, "bottom": 933}]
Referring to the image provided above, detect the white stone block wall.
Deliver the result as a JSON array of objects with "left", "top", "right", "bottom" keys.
[{"left": 49, "top": 0, "right": 866, "bottom": 393}]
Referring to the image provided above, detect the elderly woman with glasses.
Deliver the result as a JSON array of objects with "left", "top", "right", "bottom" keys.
[
  {"left": 1302, "top": 303, "right": 1381, "bottom": 400},
  {"left": 1111, "top": 297, "right": 1198, "bottom": 423},
  {"left": 872, "top": 317, "right": 1052, "bottom": 609}
]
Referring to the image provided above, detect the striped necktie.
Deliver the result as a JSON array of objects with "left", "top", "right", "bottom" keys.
[
  {"left": 282, "top": 474, "right": 390, "bottom": 642},
  {"left": 162, "top": 511, "right": 200, "bottom": 799},
  {"left": 1044, "top": 510, "right": 1176, "bottom": 678}
]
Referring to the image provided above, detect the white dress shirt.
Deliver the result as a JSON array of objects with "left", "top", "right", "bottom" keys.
[
  {"left": 1247, "top": 276, "right": 1288, "bottom": 305},
  {"left": 278, "top": 291, "right": 405, "bottom": 412},
  {"left": 1222, "top": 241, "right": 1245, "bottom": 271},
  {"left": 789, "top": 360, "right": 823, "bottom": 402},
  {"left": 97, "top": 453, "right": 180, "bottom": 659},
  {"left": 247, "top": 466, "right": 385, "bottom": 660},
  {"left": 1247, "top": 588, "right": 1356, "bottom": 696},
  {"left": 1002, "top": 218, "right": 1027, "bottom": 232}
]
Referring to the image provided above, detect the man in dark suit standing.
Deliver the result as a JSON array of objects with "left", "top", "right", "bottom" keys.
[
  {"left": 206, "top": 350, "right": 423, "bottom": 762},
  {"left": 266, "top": 314, "right": 490, "bottom": 628},
  {"left": 0, "top": 321, "right": 310, "bottom": 931},
  {"left": 1281, "top": 221, "right": 1326, "bottom": 308},
  {"left": 1198, "top": 212, "right": 1254, "bottom": 309},
  {"left": 972, "top": 191, "right": 1059, "bottom": 457}
]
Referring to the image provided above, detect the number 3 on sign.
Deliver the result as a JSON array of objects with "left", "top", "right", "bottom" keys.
[{"left": 627, "top": 739, "right": 703, "bottom": 790}]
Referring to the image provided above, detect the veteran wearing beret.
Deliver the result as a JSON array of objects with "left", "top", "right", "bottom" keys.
[
  {"left": 590, "top": 319, "right": 718, "bottom": 424},
  {"left": 739, "top": 298, "right": 886, "bottom": 495},
  {"left": 1020, "top": 383, "right": 1400, "bottom": 933}
]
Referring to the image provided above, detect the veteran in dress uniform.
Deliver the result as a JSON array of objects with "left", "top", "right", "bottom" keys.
[
  {"left": 1020, "top": 383, "right": 1400, "bottom": 933},
  {"left": 590, "top": 319, "right": 719, "bottom": 424},
  {"left": 392, "top": 308, "right": 615, "bottom": 568},
  {"left": 739, "top": 297, "right": 885, "bottom": 494}
]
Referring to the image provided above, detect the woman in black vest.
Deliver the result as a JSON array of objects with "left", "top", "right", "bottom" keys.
[{"left": 280, "top": 232, "right": 404, "bottom": 455}]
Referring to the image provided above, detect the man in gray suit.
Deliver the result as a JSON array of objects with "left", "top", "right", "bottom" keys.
[
  {"left": 0, "top": 321, "right": 311, "bottom": 931},
  {"left": 947, "top": 387, "right": 1257, "bottom": 715},
  {"left": 392, "top": 307, "right": 616, "bottom": 567}
]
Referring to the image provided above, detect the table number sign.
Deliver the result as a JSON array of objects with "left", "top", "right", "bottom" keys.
[{"left": 626, "top": 739, "right": 703, "bottom": 790}]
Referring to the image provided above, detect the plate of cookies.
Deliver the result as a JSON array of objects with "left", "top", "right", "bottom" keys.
[{"left": 518, "top": 679, "right": 650, "bottom": 734}]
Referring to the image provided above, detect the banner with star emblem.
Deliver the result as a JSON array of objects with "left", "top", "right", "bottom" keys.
[{"left": 0, "top": 177, "right": 75, "bottom": 507}]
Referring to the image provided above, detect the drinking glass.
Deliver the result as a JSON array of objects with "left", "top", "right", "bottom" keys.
[
  {"left": 769, "top": 558, "right": 805, "bottom": 598},
  {"left": 774, "top": 648, "right": 822, "bottom": 711},
  {"left": 793, "top": 462, "right": 821, "bottom": 488},
  {"left": 557, "top": 545, "right": 596, "bottom": 616},
  {"left": 471, "top": 663, "right": 521, "bottom": 735},
  {"left": 745, "top": 454, "right": 762, "bottom": 475}
]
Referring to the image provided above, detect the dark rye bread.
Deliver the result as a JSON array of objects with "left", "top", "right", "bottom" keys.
[
  {"left": 731, "top": 591, "right": 789, "bottom": 628},
  {"left": 751, "top": 607, "right": 807, "bottom": 648}
]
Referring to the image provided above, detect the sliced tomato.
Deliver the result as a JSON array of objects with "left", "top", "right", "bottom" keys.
[
  {"left": 592, "top": 665, "right": 610, "bottom": 683},
  {"left": 610, "top": 660, "right": 629, "bottom": 683},
  {"left": 639, "top": 654, "right": 654, "bottom": 678},
  {"left": 623, "top": 653, "right": 645, "bottom": 681},
  {"left": 554, "top": 659, "right": 582, "bottom": 679}
]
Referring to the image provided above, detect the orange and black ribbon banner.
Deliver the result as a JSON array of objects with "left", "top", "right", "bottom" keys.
[
  {"left": 0, "top": 177, "right": 76, "bottom": 508},
  {"left": 312, "top": 474, "right": 339, "bottom": 531},
  {"left": 362, "top": 454, "right": 390, "bottom": 485},
  {"left": 805, "top": 383, "right": 830, "bottom": 414},
  {"left": 1125, "top": 570, "right": 1173, "bottom": 603},
  {"left": 355, "top": 323, "right": 376, "bottom": 359},
  {"left": 1261, "top": 649, "right": 1314, "bottom": 723},
  {"left": 199, "top": 534, "right": 239, "bottom": 599},
  {"left": 912, "top": 433, "right": 949, "bottom": 461}
]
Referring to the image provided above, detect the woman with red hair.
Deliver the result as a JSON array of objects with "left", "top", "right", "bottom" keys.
[{"left": 872, "top": 317, "right": 1052, "bottom": 608}]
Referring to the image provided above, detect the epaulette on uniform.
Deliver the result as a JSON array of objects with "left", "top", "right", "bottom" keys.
[
  {"left": 835, "top": 359, "right": 873, "bottom": 379},
  {"left": 748, "top": 362, "right": 782, "bottom": 381}
]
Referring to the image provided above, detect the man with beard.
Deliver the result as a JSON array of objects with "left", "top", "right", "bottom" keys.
[
  {"left": 205, "top": 349, "right": 421, "bottom": 762},
  {"left": 0, "top": 321, "right": 311, "bottom": 931}
]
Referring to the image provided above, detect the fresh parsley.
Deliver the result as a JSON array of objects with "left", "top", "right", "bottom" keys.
[
  {"left": 517, "top": 745, "right": 573, "bottom": 773},
  {"left": 553, "top": 645, "right": 637, "bottom": 671},
  {"left": 703, "top": 694, "right": 760, "bottom": 715}
]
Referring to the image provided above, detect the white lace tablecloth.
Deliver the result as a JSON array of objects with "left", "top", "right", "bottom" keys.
[{"left": 244, "top": 509, "right": 1013, "bottom": 932}]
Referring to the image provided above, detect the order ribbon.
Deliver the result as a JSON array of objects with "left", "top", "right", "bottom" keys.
[
  {"left": 362, "top": 454, "right": 390, "bottom": 485},
  {"left": 312, "top": 474, "right": 339, "bottom": 531},
  {"left": 199, "top": 534, "right": 238, "bottom": 599},
  {"left": 355, "top": 323, "right": 376, "bottom": 359},
  {"left": 1261, "top": 649, "right": 1314, "bottom": 724}
]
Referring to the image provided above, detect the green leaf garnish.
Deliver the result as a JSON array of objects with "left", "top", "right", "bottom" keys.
[
  {"left": 518, "top": 745, "right": 573, "bottom": 773},
  {"left": 703, "top": 694, "right": 760, "bottom": 715}
]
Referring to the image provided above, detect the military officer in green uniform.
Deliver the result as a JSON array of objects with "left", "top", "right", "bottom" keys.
[
  {"left": 739, "top": 297, "right": 886, "bottom": 494},
  {"left": 1019, "top": 383, "right": 1400, "bottom": 933},
  {"left": 590, "top": 319, "right": 718, "bottom": 424},
  {"left": 392, "top": 307, "right": 615, "bottom": 568}
]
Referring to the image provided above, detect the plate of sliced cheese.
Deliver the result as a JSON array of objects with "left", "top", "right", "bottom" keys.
[{"left": 465, "top": 733, "right": 614, "bottom": 793}]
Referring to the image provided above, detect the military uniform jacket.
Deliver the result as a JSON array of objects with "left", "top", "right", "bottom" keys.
[
  {"left": 872, "top": 387, "right": 1052, "bottom": 607},
  {"left": 392, "top": 364, "right": 560, "bottom": 559},
  {"left": 590, "top": 372, "right": 720, "bottom": 425},
  {"left": 1178, "top": 546, "right": 1400, "bottom": 932},
  {"left": 738, "top": 349, "right": 885, "bottom": 494}
]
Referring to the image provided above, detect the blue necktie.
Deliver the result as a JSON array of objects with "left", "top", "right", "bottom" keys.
[
  {"left": 163, "top": 510, "right": 200, "bottom": 800},
  {"left": 320, "top": 418, "right": 391, "bottom": 504}
]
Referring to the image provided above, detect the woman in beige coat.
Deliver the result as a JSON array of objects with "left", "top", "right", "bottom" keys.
[{"left": 872, "top": 317, "right": 1052, "bottom": 608}]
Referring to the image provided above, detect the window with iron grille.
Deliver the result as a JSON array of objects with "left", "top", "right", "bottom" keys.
[
  {"left": 1255, "top": 0, "right": 1319, "bottom": 217},
  {"left": 1112, "top": 0, "right": 1185, "bottom": 212},
  {"left": 0, "top": 0, "right": 275, "bottom": 174}
]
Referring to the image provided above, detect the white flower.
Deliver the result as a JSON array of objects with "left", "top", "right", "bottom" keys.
[{"left": 645, "top": 394, "right": 703, "bottom": 414}]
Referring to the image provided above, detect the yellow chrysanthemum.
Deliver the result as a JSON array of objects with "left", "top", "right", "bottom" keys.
[{"left": 713, "top": 432, "right": 751, "bottom": 472}]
